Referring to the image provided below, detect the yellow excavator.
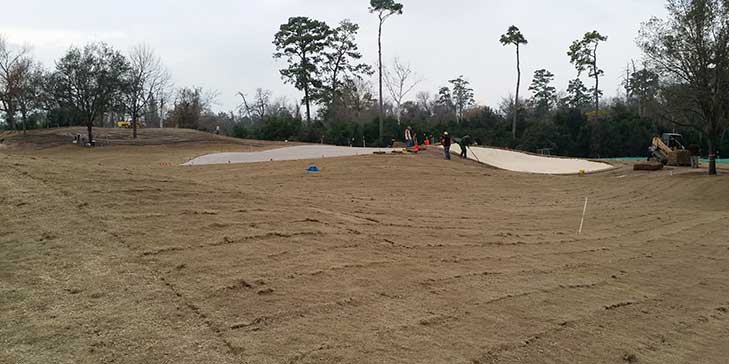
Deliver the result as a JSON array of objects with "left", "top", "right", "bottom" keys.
[{"left": 650, "top": 133, "right": 692, "bottom": 166}]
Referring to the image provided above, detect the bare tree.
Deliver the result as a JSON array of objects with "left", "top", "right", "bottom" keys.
[
  {"left": 167, "top": 86, "right": 216, "bottom": 129},
  {"left": 415, "top": 91, "right": 433, "bottom": 116},
  {"left": 156, "top": 81, "right": 173, "bottom": 128},
  {"left": 122, "top": 44, "right": 171, "bottom": 138},
  {"left": 15, "top": 61, "right": 46, "bottom": 132},
  {"left": 340, "top": 78, "right": 376, "bottom": 123},
  {"left": 237, "top": 88, "right": 273, "bottom": 122},
  {"left": 0, "top": 35, "right": 31, "bottom": 131},
  {"left": 384, "top": 58, "right": 421, "bottom": 123},
  {"left": 253, "top": 89, "right": 271, "bottom": 120},
  {"left": 236, "top": 92, "right": 253, "bottom": 119}
]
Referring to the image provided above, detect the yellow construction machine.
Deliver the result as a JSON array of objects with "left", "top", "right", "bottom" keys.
[
  {"left": 649, "top": 133, "right": 692, "bottom": 166},
  {"left": 116, "top": 121, "right": 143, "bottom": 129}
]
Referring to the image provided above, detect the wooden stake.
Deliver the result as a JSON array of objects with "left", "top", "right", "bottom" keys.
[{"left": 579, "top": 197, "right": 588, "bottom": 235}]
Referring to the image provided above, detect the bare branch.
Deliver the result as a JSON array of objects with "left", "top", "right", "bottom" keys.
[{"left": 383, "top": 58, "right": 421, "bottom": 121}]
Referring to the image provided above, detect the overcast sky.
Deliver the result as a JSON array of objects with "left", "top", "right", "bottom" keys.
[{"left": 1, "top": 0, "right": 668, "bottom": 112}]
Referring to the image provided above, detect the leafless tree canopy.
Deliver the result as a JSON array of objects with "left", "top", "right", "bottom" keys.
[
  {"left": 123, "top": 44, "right": 172, "bottom": 138},
  {"left": 0, "top": 35, "right": 35, "bottom": 132},
  {"left": 384, "top": 58, "right": 421, "bottom": 122},
  {"left": 238, "top": 88, "right": 273, "bottom": 121},
  {"left": 415, "top": 91, "right": 433, "bottom": 116}
]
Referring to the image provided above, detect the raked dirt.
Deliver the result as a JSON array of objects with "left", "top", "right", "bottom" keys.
[{"left": 2, "top": 132, "right": 729, "bottom": 364}]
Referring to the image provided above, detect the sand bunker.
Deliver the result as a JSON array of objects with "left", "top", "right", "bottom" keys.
[
  {"left": 450, "top": 145, "right": 613, "bottom": 174},
  {"left": 184, "top": 145, "right": 393, "bottom": 166}
]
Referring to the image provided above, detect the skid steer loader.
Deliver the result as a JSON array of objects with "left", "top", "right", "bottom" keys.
[{"left": 649, "top": 133, "right": 692, "bottom": 166}]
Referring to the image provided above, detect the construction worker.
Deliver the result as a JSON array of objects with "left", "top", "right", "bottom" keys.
[
  {"left": 405, "top": 127, "right": 413, "bottom": 147},
  {"left": 458, "top": 135, "right": 472, "bottom": 159},
  {"left": 440, "top": 131, "right": 452, "bottom": 160}
]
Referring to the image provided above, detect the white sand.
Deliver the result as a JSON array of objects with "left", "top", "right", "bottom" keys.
[
  {"left": 449, "top": 145, "right": 613, "bottom": 174},
  {"left": 184, "top": 145, "right": 393, "bottom": 166}
]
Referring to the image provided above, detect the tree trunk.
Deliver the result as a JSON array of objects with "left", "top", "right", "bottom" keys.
[
  {"left": 87, "top": 122, "right": 93, "bottom": 146},
  {"left": 160, "top": 97, "right": 166, "bottom": 128},
  {"left": 329, "top": 98, "right": 336, "bottom": 125},
  {"left": 20, "top": 107, "right": 27, "bottom": 135},
  {"left": 301, "top": 54, "right": 312, "bottom": 125},
  {"left": 378, "top": 20, "right": 384, "bottom": 146},
  {"left": 132, "top": 112, "right": 138, "bottom": 139},
  {"left": 594, "top": 73, "right": 600, "bottom": 115},
  {"left": 513, "top": 44, "right": 520, "bottom": 139},
  {"left": 5, "top": 104, "right": 16, "bottom": 130},
  {"left": 304, "top": 83, "right": 311, "bottom": 125},
  {"left": 708, "top": 138, "right": 717, "bottom": 176},
  {"left": 594, "top": 44, "right": 599, "bottom": 115},
  {"left": 638, "top": 98, "right": 643, "bottom": 118},
  {"left": 330, "top": 71, "right": 338, "bottom": 125}
]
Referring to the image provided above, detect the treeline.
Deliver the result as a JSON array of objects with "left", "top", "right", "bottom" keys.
[
  {"left": 239, "top": 0, "right": 728, "bottom": 174},
  {"left": 231, "top": 92, "right": 722, "bottom": 160},
  {"left": 0, "top": 37, "right": 231, "bottom": 142},
  {"left": 232, "top": 0, "right": 729, "bottom": 161}
]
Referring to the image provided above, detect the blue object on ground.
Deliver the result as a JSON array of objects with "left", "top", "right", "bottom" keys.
[{"left": 306, "top": 166, "right": 321, "bottom": 172}]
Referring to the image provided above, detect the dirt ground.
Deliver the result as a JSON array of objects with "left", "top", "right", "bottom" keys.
[{"left": 2, "top": 128, "right": 729, "bottom": 364}]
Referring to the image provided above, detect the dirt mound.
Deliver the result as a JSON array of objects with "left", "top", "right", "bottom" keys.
[
  {"left": 634, "top": 161, "right": 664, "bottom": 171},
  {"left": 0, "top": 127, "right": 273, "bottom": 151}
]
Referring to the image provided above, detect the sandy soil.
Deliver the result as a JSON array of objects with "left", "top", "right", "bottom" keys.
[
  {"left": 2, "top": 129, "right": 729, "bottom": 364},
  {"left": 185, "top": 145, "right": 394, "bottom": 166},
  {"left": 449, "top": 144, "right": 613, "bottom": 174},
  {"left": 0, "top": 127, "right": 291, "bottom": 151}
]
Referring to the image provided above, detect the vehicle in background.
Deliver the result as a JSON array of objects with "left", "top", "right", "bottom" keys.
[
  {"left": 116, "top": 121, "right": 144, "bottom": 129},
  {"left": 649, "top": 133, "right": 693, "bottom": 167}
]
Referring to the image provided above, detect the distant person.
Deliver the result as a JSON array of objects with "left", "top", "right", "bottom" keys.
[
  {"left": 440, "top": 131, "right": 452, "bottom": 160},
  {"left": 458, "top": 135, "right": 472, "bottom": 159},
  {"left": 215, "top": 125, "right": 220, "bottom": 135},
  {"left": 688, "top": 144, "right": 700, "bottom": 168},
  {"left": 405, "top": 127, "right": 413, "bottom": 147}
]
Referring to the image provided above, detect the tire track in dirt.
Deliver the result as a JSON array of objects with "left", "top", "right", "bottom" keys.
[
  {"left": 4, "top": 159, "right": 244, "bottom": 362},
  {"left": 140, "top": 230, "right": 325, "bottom": 257},
  {"left": 473, "top": 291, "right": 729, "bottom": 363}
]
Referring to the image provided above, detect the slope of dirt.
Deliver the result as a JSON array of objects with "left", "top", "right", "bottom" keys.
[
  {"left": 0, "top": 127, "right": 287, "bottom": 151},
  {"left": 1, "top": 142, "right": 728, "bottom": 364}
]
